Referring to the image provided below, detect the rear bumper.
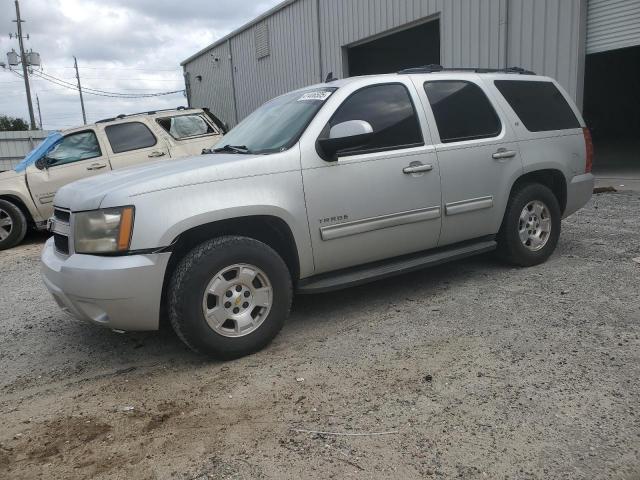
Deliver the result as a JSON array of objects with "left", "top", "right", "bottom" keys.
[
  {"left": 41, "top": 238, "right": 171, "bottom": 331},
  {"left": 563, "top": 173, "right": 594, "bottom": 218}
]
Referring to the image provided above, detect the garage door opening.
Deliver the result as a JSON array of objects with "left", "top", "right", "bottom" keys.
[
  {"left": 346, "top": 19, "right": 440, "bottom": 76},
  {"left": 583, "top": 45, "right": 640, "bottom": 173}
]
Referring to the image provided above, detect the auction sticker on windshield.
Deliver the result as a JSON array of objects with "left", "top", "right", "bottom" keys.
[{"left": 297, "top": 90, "right": 333, "bottom": 102}]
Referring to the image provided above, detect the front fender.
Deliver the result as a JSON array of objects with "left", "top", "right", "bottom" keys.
[
  {"left": 126, "top": 171, "right": 315, "bottom": 278},
  {"left": 0, "top": 173, "right": 42, "bottom": 224}
]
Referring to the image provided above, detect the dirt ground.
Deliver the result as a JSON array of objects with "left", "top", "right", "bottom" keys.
[{"left": 1, "top": 191, "right": 639, "bottom": 480}]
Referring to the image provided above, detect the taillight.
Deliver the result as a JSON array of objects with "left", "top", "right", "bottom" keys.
[{"left": 583, "top": 127, "right": 594, "bottom": 173}]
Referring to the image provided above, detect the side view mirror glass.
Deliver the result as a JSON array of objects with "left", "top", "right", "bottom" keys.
[
  {"left": 35, "top": 156, "right": 48, "bottom": 170},
  {"left": 317, "top": 120, "right": 374, "bottom": 161}
]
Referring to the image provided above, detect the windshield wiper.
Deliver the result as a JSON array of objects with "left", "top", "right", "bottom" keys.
[{"left": 211, "top": 144, "right": 252, "bottom": 154}]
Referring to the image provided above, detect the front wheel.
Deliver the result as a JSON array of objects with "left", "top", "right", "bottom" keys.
[
  {"left": 168, "top": 236, "right": 292, "bottom": 359},
  {"left": 497, "top": 183, "right": 561, "bottom": 267},
  {"left": 0, "top": 199, "right": 28, "bottom": 251}
]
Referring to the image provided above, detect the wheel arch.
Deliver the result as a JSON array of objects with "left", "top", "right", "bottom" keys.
[
  {"left": 0, "top": 194, "right": 36, "bottom": 228},
  {"left": 507, "top": 169, "right": 567, "bottom": 215},
  {"left": 159, "top": 215, "right": 301, "bottom": 327}
]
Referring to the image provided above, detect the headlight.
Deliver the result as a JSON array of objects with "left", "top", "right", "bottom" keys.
[{"left": 74, "top": 206, "right": 135, "bottom": 254}]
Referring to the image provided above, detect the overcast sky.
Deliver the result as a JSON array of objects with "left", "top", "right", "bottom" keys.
[{"left": 0, "top": 0, "right": 280, "bottom": 130}]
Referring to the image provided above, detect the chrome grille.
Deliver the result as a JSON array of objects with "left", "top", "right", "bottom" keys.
[
  {"left": 54, "top": 208, "right": 70, "bottom": 223},
  {"left": 51, "top": 207, "right": 71, "bottom": 255},
  {"left": 53, "top": 233, "right": 69, "bottom": 255}
]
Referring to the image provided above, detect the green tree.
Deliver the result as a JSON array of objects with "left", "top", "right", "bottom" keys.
[{"left": 0, "top": 115, "right": 30, "bottom": 131}]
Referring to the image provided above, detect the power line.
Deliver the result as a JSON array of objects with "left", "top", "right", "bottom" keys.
[
  {"left": 12, "top": 69, "right": 185, "bottom": 98},
  {"left": 35, "top": 70, "right": 184, "bottom": 97},
  {"left": 43, "top": 66, "right": 182, "bottom": 72}
]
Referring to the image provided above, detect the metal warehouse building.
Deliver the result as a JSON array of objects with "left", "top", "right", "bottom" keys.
[{"left": 182, "top": 0, "right": 640, "bottom": 168}]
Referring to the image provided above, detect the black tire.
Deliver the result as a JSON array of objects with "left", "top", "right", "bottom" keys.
[
  {"left": 0, "top": 199, "right": 28, "bottom": 251},
  {"left": 168, "top": 236, "right": 292, "bottom": 359},
  {"left": 497, "top": 183, "right": 561, "bottom": 267}
]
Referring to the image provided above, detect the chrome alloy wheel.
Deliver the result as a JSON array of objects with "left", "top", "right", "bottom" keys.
[
  {"left": 202, "top": 263, "right": 273, "bottom": 337},
  {"left": 518, "top": 200, "right": 552, "bottom": 252},
  {"left": 0, "top": 208, "right": 13, "bottom": 241}
]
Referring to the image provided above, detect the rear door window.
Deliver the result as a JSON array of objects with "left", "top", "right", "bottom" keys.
[
  {"left": 157, "top": 114, "right": 215, "bottom": 139},
  {"left": 424, "top": 80, "right": 502, "bottom": 143},
  {"left": 329, "top": 83, "right": 423, "bottom": 153},
  {"left": 494, "top": 80, "right": 580, "bottom": 132},
  {"left": 105, "top": 122, "right": 157, "bottom": 153}
]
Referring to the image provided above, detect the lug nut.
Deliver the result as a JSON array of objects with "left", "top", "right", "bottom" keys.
[
  {"left": 243, "top": 291, "right": 250, "bottom": 298},
  {"left": 243, "top": 302, "right": 249, "bottom": 308},
  {"left": 233, "top": 307, "right": 240, "bottom": 314},
  {"left": 235, "top": 285, "right": 242, "bottom": 292},
  {"left": 224, "top": 302, "right": 231, "bottom": 308},
  {"left": 225, "top": 291, "right": 232, "bottom": 298}
]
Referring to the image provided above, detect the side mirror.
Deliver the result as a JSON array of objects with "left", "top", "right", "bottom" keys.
[
  {"left": 35, "top": 156, "right": 48, "bottom": 170},
  {"left": 317, "top": 120, "right": 374, "bottom": 161}
]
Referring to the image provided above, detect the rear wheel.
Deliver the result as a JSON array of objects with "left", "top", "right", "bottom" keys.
[
  {"left": 497, "top": 183, "right": 561, "bottom": 267},
  {"left": 0, "top": 199, "right": 27, "bottom": 251},
  {"left": 168, "top": 236, "right": 292, "bottom": 359}
]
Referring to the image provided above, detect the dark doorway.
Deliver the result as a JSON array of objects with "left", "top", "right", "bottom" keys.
[
  {"left": 347, "top": 20, "right": 440, "bottom": 76},
  {"left": 583, "top": 45, "right": 640, "bottom": 172}
]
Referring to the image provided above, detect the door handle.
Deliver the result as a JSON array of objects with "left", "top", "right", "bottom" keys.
[
  {"left": 86, "top": 163, "right": 107, "bottom": 171},
  {"left": 403, "top": 163, "right": 433, "bottom": 174},
  {"left": 148, "top": 151, "right": 166, "bottom": 158},
  {"left": 492, "top": 149, "right": 517, "bottom": 160}
]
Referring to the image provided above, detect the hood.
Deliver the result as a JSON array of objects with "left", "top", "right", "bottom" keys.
[
  {"left": 54, "top": 151, "right": 295, "bottom": 211},
  {"left": 0, "top": 169, "right": 23, "bottom": 183}
]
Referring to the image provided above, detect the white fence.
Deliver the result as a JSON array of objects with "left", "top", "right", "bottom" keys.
[{"left": 0, "top": 130, "right": 51, "bottom": 172}]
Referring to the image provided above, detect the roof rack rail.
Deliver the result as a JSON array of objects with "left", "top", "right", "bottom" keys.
[
  {"left": 96, "top": 106, "right": 191, "bottom": 124},
  {"left": 398, "top": 65, "right": 536, "bottom": 75}
]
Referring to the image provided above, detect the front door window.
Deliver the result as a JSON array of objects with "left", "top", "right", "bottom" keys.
[{"left": 46, "top": 131, "right": 101, "bottom": 167}]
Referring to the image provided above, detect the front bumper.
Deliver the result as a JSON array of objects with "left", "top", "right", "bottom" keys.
[
  {"left": 563, "top": 173, "right": 595, "bottom": 218},
  {"left": 41, "top": 237, "right": 171, "bottom": 331}
]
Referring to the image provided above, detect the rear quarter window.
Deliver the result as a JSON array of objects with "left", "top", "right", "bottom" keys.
[
  {"left": 157, "top": 114, "right": 215, "bottom": 139},
  {"left": 494, "top": 80, "right": 580, "bottom": 132}
]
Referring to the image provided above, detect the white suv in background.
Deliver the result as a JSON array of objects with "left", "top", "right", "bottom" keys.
[{"left": 0, "top": 107, "right": 226, "bottom": 249}]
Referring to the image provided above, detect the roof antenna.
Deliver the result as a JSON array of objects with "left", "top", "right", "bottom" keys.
[{"left": 324, "top": 72, "right": 337, "bottom": 82}]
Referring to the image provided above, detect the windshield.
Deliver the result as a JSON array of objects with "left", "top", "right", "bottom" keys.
[{"left": 215, "top": 87, "right": 337, "bottom": 154}]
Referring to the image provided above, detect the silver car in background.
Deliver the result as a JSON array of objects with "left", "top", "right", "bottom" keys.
[{"left": 42, "top": 67, "right": 594, "bottom": 359}]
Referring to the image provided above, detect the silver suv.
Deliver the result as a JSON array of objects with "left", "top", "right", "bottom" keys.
[{"left": 42, "top": 68, "right": 595, "bottom": 359}]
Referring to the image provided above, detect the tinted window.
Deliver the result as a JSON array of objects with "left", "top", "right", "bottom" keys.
[
  {"left": 495, "top": 80, "right": 580, "bottom": 132},
  {"left": 329, "top": 83, "right": 423, "bottom": 152},
  {"left": 105, "top": 122, "right": 157, "bottom": 153},
  {"left": 47, "top": 131, "right": 101, "bottom": 166},
  {"left": 157, "top": 114, "right": 214, "bottom": 139},
  {"left": 424, "top": 81, "right": 502, "bottom": 143}
]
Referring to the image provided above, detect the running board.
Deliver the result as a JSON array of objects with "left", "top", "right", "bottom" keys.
[{"left": 297, "top": 239, "right": 497, "bottom": 294}]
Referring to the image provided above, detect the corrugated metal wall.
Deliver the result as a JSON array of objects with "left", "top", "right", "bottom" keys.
[
  {"left": 184, "top": 0, "right": 586, "bottom": 126},
  {"left": 230, "top": 0, "right": 320, "bottom": 120},
  {"left": 185, "top": 40, "right": 237, "bottom": 126},
  {"left": 0, "top": 130, "right": 50, "bottom": 171},
  {"left": 507, "top": 0, "right": 586, "bottom": 104},
  {"left": 586, "top": 0, "right": 640, "bottom": 54}
]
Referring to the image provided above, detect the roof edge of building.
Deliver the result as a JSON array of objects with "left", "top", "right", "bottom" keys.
[{"left": 180, "top": 0, "right": 298, "bottom": 67}]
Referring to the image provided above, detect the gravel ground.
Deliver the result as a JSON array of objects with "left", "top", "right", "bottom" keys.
[{"left": 0, "top": 191, "right": 639, "bottom": 480}]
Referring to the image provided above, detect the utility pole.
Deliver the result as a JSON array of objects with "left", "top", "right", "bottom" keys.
[
  {"left": 12, "top": 0, "right": 36, "bottom": 130},
  {"left": 74, "top": 56, "right": 87, "bottom": 125},
  {"left": 36, "top": 94, "right": 42, "bottom": 129}
]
